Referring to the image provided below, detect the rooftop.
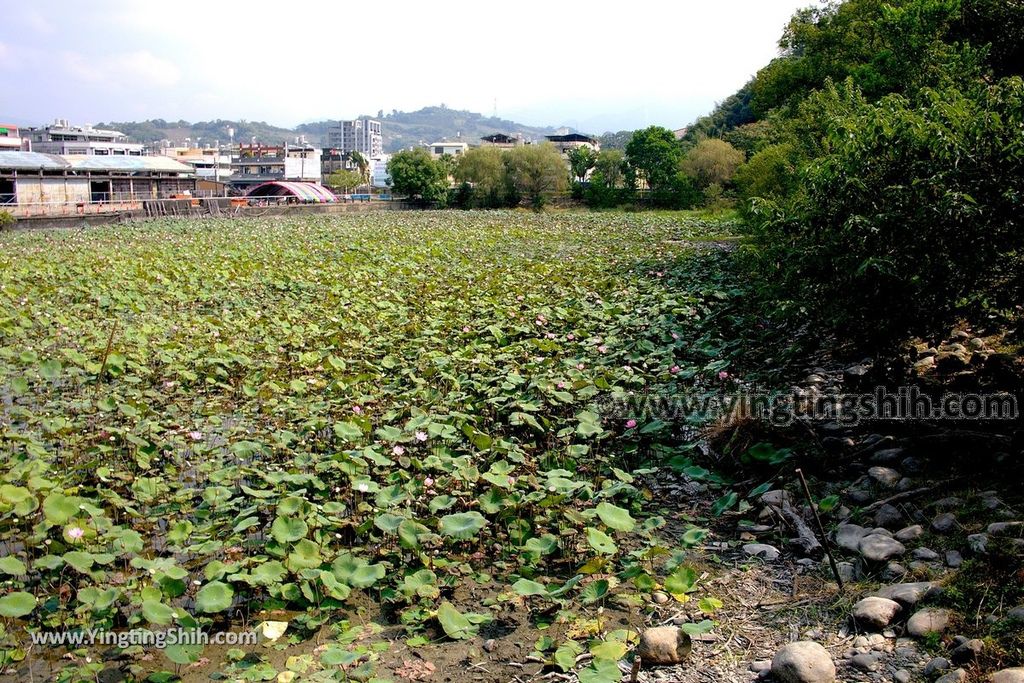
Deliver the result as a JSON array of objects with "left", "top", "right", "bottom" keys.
[
  {"left": 0, "top": 151, "right": 72, "bottom": 170},
  {"left": 545, "top": 133, "right": 597, "bottom": 143},
  {"left": 0, "top": 152, "right": 194, "bottom": 173}
]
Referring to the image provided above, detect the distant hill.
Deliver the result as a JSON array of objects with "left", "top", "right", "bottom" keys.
[{"left": 97, "top": 106, "right": 563, "bottom": 153}]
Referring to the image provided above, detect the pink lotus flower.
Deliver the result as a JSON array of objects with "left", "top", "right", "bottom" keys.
[
  {"left": 463, "top": 326, "right": 471, "bottom": 333},
  {"left": 424, "top": 477, "right": 434, "bottom": 488},
  {"left": 576, "top": 363, "right": 585, "bottom": 370},
  {"left": 626, "top": 419, "right": 637, "bottom": 429},
  {"left": 393, "top": 445, "right": 405, "bottom": 456},
  {"left": 188, "top": 431, "right": 203, "bottom": 442},
  {"left": 718, "top": 370, "right": 730, "bottom": 380},
  {"left": 352, "top": 405, "right": 363, "bottom": 414},
  {"left": 567, "top": 334, "right": 575, "bottom": 340},
  {"left": 415, "top": 431, "right": 428, "bottom": 442},
  {"left": 516, "top": 295, "right": 524, "bottom": 301},
  {"left": 557, "top": 381, "right": 565, "bottom": 389},
  {"left": 597, "top": 345, "right": 607, "bottom": 353},
  {"left": 671, "top": 332, "right": 680, "bottom": 340},
  {"left": 546, "top": 332, "right": 556, "bottom": 339},
  {"left": 670, "top": 365, "right": 681, "bottom": 374},
  {"left": 68, "top": 526, "right": 85, "bottom": 541}
]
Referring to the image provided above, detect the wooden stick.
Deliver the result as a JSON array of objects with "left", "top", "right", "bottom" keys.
[
  {"left": 96, "top": 320, "right": 118, "bottom": 387},
  {"left": 795, "top": 468, "right": 844, "bottom": 594}
]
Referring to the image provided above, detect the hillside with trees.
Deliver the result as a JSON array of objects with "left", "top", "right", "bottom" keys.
[{"left": 97, "top": 106, "right": 558, "bottom": 152}]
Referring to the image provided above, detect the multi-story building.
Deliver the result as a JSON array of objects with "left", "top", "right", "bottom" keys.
[
  {"left": 429, "top": 141, "right": 468, "bottom": 158},
  {"left": 160, "top": 147, "right": 234, "bottom": 182},
  {"left": 23, "top": 119, "right": 146, "bottom": 156},
  {"left": 326, "top": 118, "right": 383, "bottom": 158},
  {"left": 229, "top": 143, "right": 321, "bottom": 190},
  {"left": 545, "top": 133, "right": 600, "bottom": 156},
  {"left": 480, "top": 133, "right": 524, "bottom": 150},
  {"left": 0, "top": 125, "right": 28, "bottom": 151}
]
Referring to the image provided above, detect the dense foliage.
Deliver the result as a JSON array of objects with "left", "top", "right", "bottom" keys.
[
  {"left": 0, "top": 213, "right": 743, "bottom": 681},
  {"left": 387, "top": 148, "right": 450, "bottom": 206},
  {"left": 702, "top": 0, "right": 1024, "bottom": 344}
]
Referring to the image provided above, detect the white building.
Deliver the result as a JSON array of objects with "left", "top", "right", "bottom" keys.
[
  {"left": 371, "top": 155, "right": 391, "bottom": 188},
  {"left": 24, "top": 119, "right": 146, "bottom": 156},
  {"left": 429, "top": 141, "right": 468, "bottom": 158},
  {"left": 327, "top": 118, "right": 383, "bottom": 159}
]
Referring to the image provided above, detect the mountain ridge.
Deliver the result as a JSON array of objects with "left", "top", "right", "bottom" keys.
[{"left": 96, "top": 106, "right": 568, "bottom": 153}]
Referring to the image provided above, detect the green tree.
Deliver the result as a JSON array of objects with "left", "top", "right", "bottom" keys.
[
  {"left": 624, "top": 126, "right": 681, "bottom": 194},
  {"left": 681, "top": 139, "right": 745, "bottom": 190},
  {"left": 746, "top": 77, "right": 1024, "bottom": 344},
  {"left": 594, "top": 150, "right": 625, "bottom": 189},
  {"left": 504, "top": 144, "right": 568, "bottom": 210},
  {"left": 567, "top": 146, "right": 598, "bottom": 184},
  {"left": 326, "top": 169, "right": 363, "bottom": 192},
  {"left": 624, "top": 126, "right": 700, "bottom": 208},
  {"left": 455, "top": 147, "right": 512, "bottom": 207},
  {"left": 349, "top": 151, "right": 371, "bottom": 190},
  {"left": 387, "top": 148, "right": 449, "bottom": 206}
]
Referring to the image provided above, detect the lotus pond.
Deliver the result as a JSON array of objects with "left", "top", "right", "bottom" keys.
[{"left": 0, "top": 211, "right": 743, "bottom": 682}]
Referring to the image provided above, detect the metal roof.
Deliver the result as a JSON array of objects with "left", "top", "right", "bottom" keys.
[
  {"left": 246, "top": 181, "right": 337, "bottom": 203},
  {"left": 0, "top": 151, "right": 70, "bottom": 170},
  {"left": 62, "top": 155, "right": 194, "bottom": 173}
]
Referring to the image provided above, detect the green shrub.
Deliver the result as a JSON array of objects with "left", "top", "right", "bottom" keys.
[
  {"left": 745, "top": 77, "right": 1024, "bottom": 344},
  {"left": 0, "top": 210, "right": 15, "bottom": 230}
]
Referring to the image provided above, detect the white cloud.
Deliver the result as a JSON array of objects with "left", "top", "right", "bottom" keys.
[{"left": 62, "top": 50, "right": 181, "bottom": 89}]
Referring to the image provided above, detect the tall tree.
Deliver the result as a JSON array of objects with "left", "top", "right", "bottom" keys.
[
  {"left": 503, "top": 144, "right": 568, "bottom": 210},
  {"left": 567, "top": 146, "right": 598, "bottom": 184},
  {"left": 387, "top": 149, "right": 448, "bottom": 206}
]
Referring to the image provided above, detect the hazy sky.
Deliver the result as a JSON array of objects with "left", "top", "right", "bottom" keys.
[{"left": 0, "top": 0, "right": 818, "bottom": 133}]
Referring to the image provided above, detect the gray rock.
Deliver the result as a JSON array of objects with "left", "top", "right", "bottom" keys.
[
  {"left": 652, "top": 591, "right": 669, "bottom": 604},
  {"left": 761, "top": 490, "right": 792, "bottom": 507},
  {"left": 950, "top": 638, "right": 983, "bottom": 664},
  {"left": 837, "top": 524, "right": 870, "bottom": 552},
  {"left": 945, "top": 550, "right": 963, "bottom": 568},
  {"left": 638, "top": 626, "right": 692, "bottom": 665},
  {"left": 936, "top": 670, "right": 968, "bottom": 683},
  {"left": 874, "top": 582, "right": 941, "bottom": 608},
  {"left": 991, "top": 669, "right": 1024, "bottom": 683},
  {"left": 894, "top": 670, "right": 911, "bottom": 683},
  {"left": 987, "top": 521, "right": 1023, "bottom": 536},
  {"left": 848, "top": 489, "right": 874, "bottom": 505},
  {"left": 868, "top": 466, "right": 901, "bottom": 488},
  {"left": 882, "top": 562, "right": 909, "bottom": 581},
  {"left": 750, "top": 660, "right": 772, "bottom": 673},
  {"left": 934, "top": 497, "right": 963, "bottom": 510},
  {"left": 901, "top": 456, "right": 926, "bottom": 474},
  {"left": 875, "top": 504, "right": 905, "bottom": 529},
  {"left": 835, "top": 561, "right": 859, "bottom": 584},
  {"left": 744, "top": 543, "right": 781, "bottom": 562},
  {"left": 913, "top": 547, "right": 940, "bottom": 561},
  {"left": 932, "top": 512, "right": 957, "bottom": 533},
  {"left": 771, "top": 641, "right": 836, "bottom": 683},
  {"left": 936, "top": 344, "right": 971, "bottom": 370},
  {"left": 871, "top": 447, "right": 904, "bottom": 464},
  {"left": 907, "top": 608, "right": 954, "bottom": 637},
  {"left": 859, "top": 533, "right": 906, "bottom": 562},
  {"left": 968, "top": 337, "right": 985, "bottom": 350},
  {"left": 924, "top": 657, "right": 951, "bottom": 676},
  {"left": 968, "top": 533, "right": 988, "bottom": 554},
  {"left": 895, "top": 525, "right": 924, "bottom": 542},
  {"left": 850, "top": 653, "right": 881, "bottom": 672},
  {"left": 869, "top": 527, "right": 894, "bottom": 537},
  {"left": 1007, "top": 606, "right": 1024, "bottom": 622},
  {"left": 844, "top": 363, "right": 872, "bottom": 380},
  {"left": 853, "top": 597, "right": 903, "bottom": 630}
]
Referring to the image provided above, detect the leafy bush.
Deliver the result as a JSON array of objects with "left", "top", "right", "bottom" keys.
[
  {"left": 0, "top": 210, "right": 14, "bottom": 231},
  {"left": 745, "top": 77, "right": 1024, "bottom": 343}
]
